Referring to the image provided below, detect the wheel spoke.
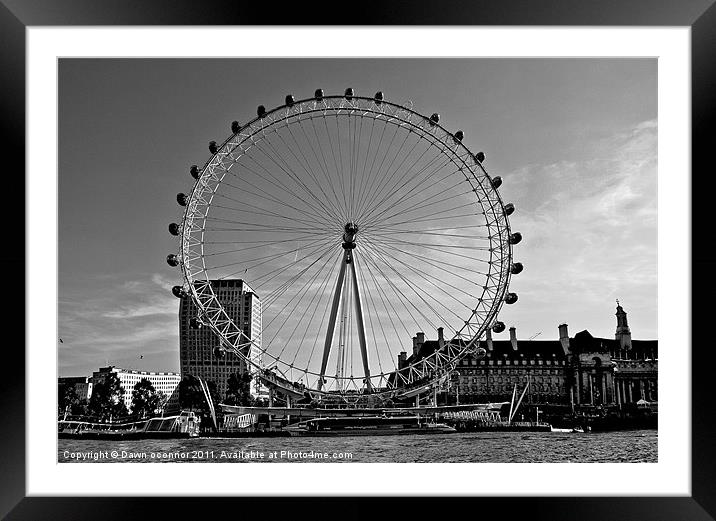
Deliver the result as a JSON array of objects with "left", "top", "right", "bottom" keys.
[{"left": 174, "top": 95, "right": 514, "bottom": 398}]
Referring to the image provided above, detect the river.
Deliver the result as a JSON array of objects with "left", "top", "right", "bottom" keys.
[{"left": 58, "top": 429, "right": 656, "bottom": 463}]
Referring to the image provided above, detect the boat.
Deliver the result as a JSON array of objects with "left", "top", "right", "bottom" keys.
[
  {"left": 450, "top": 419, "right": 552, "bottom": 432},
  {"left": 58, "top": 410, "right": 201, "bottom": 440},
  {"left": 550, "top": 426, "right": 585, "bottom": 433},
  {"left": 283, "top": 415, "right": 457, "bottom": 437}
]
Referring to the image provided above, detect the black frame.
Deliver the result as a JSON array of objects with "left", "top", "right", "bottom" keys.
[{"left": 4, "top": 1, "right": 714, "bottom": 519}]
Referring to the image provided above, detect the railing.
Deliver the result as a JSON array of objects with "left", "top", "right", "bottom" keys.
[
  {"left": 223, "top": 413, "right": 257, "bottom": 430},
  {"left": 441, "top": 410, "right": 502, "bottom": 422}
]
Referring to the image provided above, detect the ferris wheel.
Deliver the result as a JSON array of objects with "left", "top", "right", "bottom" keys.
[{"left": 167, "top": 89, "right": 523, "bottom": 402}]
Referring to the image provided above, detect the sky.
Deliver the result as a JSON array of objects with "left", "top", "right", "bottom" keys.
[{"left": 58, "top": 58, "right": 657, "bottom": 377}]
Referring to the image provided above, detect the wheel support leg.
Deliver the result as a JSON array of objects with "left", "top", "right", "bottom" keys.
[
  {"left": 350, "top": 251, "right": 372, "bottom": 390},
  {"left": 318, "top": 250, "right": 349, "bottom": 390}
]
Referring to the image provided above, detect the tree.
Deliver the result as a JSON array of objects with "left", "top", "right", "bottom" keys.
[
  {"left": 253, "top": 396, "right": 270, "bottom": 407},
  {"left": 59, "top": 383, "right": 91, "bottom": 418},
  {"left": 178, "top": 375, "right": 222, "bottom": 431},
  {"left": 58, "top": 382, "right": 77, "bottom": 416},
  {"left": 70, "top": 400, "right": 89, "bottom": 417},
  {"left": 178, "top": 375, "right": 205, "bottom": 411},
  {"left": 88, "top": 372, "right": 128, "bottom": 421},
  {"left": 224, "top": 371, "right": 254, "bottom": 406},
  {"left": 131, "top": 378, "right": 165, "bottom": 419}
]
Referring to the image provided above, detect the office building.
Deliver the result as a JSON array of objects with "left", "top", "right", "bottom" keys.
[{"left": 179, "top": 279, "right": 262, "bottom": 398}]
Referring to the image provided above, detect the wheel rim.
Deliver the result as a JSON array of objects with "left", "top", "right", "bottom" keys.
[{"left": 172, "top": 94, "right": 518, "bottom": 401}]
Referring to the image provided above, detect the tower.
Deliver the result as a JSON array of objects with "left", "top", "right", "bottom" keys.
[
  {"left": 179, "top": 279, "right": 262, "bottom": 399},
  {"left": 615, "top": 300, "right": 632, "bottom": 350}
]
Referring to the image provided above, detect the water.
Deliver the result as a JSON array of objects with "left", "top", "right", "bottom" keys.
[{"left": 59, "top": 430, "right": 656, "bottom": 463}]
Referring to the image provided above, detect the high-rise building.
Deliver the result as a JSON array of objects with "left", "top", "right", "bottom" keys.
[
  {"left": 91, "top": 366, "right": 181, "bottom": 413},
  {"left": 179, "top": 279, "right": 262, "bottom": 399}
]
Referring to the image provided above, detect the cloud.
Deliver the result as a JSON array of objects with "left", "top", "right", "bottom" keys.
[
  {"left": 59, "top": 119, "right": 658, "bottom": 380},
  {"left": 59, "top": 273, "right": 180, "bottom": 375},
  {"left": 102, "top": 301, "right": 177, "bottom": 319},
  {"left": 496, "top": 119, "right": 657, "bottom": 338}
]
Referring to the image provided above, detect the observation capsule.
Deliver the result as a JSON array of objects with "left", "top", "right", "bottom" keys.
[
  {"left": 475, "top": 347, "right": 487, "bottom": 359},
  {"left": 454, "top": 130, "right": 464, "bottom": 142},
  {"left": 492, "top": 321, "right": 506, "bottom": 333},
  {"left": 176, "top": 193, "right": 188, "bottom": 206},
  {"left": 190, "top": 165, "right": 200, "bottom": 179},
  {"left": 508, "top": 232, "right": 523, "bottom": 245},
  {"left": 344, "top": 88, "right": 354, "bottom": 100},
  {"left": 429, "top": 113, "right": 440, "bottom": 126},
  {"left": 491, "top": 176, "right": 503, "bottom": 189},
  {"left": 231, "top": 121, "right": 240, "bottom": 134},
  {"left": 374, "top": 91, "right": 384, "bottom": 104},
  {"left": 171, "top": 286, "right": 186, "bottom": 299},
  {"left": 208, "top": 141, "right": 218, "bottom": 154},
  {"left": 257, "top": 105, "right": 266, "bottom": 117},
  {"left": 475, "top": 151, "right": 486, "bottom": 164},
  {"left": 166, "top": 254, "right": 179, "bottom": 267},
  {"left": 189, "top": 317, "right": 202, "bottom": 329},
  {"left": 503, "top": 203, "right": 515, "bottom": 216},
  {"left": 285, "top": 94, "right": 295, "bottom": 107},
  {"left": 314, "top": 88, "right": 324, "bottom": 100},
  {"left": 168, "top": 223, "right": 180, "bottom": 236},
  {"left": 505, "top": 292, "right": 519, "bottom": 304},
  {"left": 213, "top": 347, "right": 225, "bottom": 359},
  {"left": 510, "top": 262, "right": 524, "bottom": 275}
]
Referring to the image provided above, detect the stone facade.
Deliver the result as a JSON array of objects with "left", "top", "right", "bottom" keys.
[{"left": 398, "top": 304, "right": 657, "bottom": 406}]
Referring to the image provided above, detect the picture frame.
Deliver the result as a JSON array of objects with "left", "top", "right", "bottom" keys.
[{"left": 4, "top": 0, "right": 714, "bottom": 518}]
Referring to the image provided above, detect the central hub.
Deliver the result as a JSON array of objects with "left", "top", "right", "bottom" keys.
[{"left": 342, "top": 222, "right": 358, "bottom": 249}]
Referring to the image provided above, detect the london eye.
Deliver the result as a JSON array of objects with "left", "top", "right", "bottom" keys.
[{"left": 167, "top": 89, "right": 522, "bottom": 402}]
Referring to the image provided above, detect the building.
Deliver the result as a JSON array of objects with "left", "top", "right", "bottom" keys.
[
  {"left": 58, "top": 376, "right": 93, "bottom": 402},
  {"left": 397, "top": 303, "right": 657, "bottom": 407},
  {"left": 179, "top": 279, "right": 262, "bottom": 399},
  {"left": 91, "top": 366, "right": 181, "bottom": 413}
]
